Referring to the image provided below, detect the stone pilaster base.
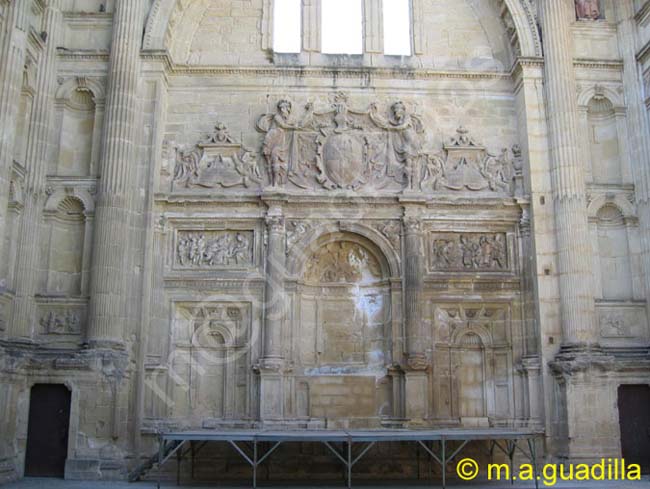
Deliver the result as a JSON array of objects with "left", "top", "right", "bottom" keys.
[
  {"left": 404, "top": 371, "right": 428, "bottom": 425},
  {"left": 259, "top": 370, "right": 285, "bottom": 421}
]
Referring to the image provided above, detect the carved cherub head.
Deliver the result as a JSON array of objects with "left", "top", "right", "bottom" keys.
[
  {"left": 391, "top": 101, "right": 407, "bottom": 123},
  {"left": 277, "top": 99, "right": 292, "bottom": 119}
]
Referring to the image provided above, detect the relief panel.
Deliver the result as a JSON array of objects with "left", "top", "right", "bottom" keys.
[
  {"left": 597, "top": 303, "right": 648, "bottom": 342},
  {"left": 428, "top": 233, "right": 509, "bottom": 273},
  {"left": 174, "top": 230, "right": 254, "bottom": 270}
]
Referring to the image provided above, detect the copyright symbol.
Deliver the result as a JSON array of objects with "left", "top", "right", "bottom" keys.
[{"left": 456, "top": 458, "right": 480, "bottom": 481}]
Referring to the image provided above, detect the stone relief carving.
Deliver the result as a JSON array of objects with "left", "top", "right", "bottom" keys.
[
  {"left": 176, "top": 231, "right": 253, "bottom": 268},
  {"left": 303, "top": 241, "right": 382, "bottom": 284},
  {"left": 426, "top": 127, "right": 514, "bottom": 193},
  {"left": 372, "top": 220, "right": 402, "bottom": 252},
  {"left": 255, "top": 94, "right": 519, "bottom": 195},
  {"left": 170, "top": 122, "right": 262, "bottom": 190},
  {"left": 168, "top": 95, "right": 521, "bottom": 196},
  {"left": 39, "top": 308, "right": 83, "bottom": 335},
  {"left": 430, "top": 233, "right": 508, "bottom": 272},
  {"left": 182, "top": 303, "right": 250, "bottom": 347},
  {"left": 286, "top": 221, "right": 313, "bottom": 253},
  {"left": 598, "top": 306, "right": 647, "bottom": 339},
  {"left": 435, "top": 305, "right": 508, "bottom": 344},
  {"left": 575, "top": 0, "right": 600, "bottom": 20}
]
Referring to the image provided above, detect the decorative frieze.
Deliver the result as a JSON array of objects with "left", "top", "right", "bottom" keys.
[
  {"left": 429, "top": 233, "right": 508, "bottom": 272},
  {"left": 38, "top": 306, "right": 85, "bottom": 335},
  {"left": 175, "top": 230, "right": 254, "bottom": 269},
  {"left": 254, "top": 94, "right": 519, "bottom": 195}
]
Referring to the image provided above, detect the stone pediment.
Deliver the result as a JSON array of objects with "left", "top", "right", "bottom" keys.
[{"left": 168, "top": 94, "right": 522, "bottom": 197}]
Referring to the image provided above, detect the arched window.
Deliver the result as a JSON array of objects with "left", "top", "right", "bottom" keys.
[
  {"left": 321, "top": 0, "right": 363, "bottom": 54},
  {"left": 273, "top": 0, "right": 301, "bottom": 53},
  {"left": 383, "top": 0, "right": 412, "bottom": 55}
]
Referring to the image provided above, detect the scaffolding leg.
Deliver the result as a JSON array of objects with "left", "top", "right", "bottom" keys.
[
  {"left": 528, "top": 438, "right": 539, "bottom": 489},
  {"left": 347, "top": 439, "right": 352, "bottom": 489},
  {"left": 509, "top": 441, "right": 516, "bottom": 485},
  {"left": 253, "top": 440, "right": 258, "bottom": 489},
  {"left": 441, "top": 438, "right": 446, "bottom": 489},
  {"left": 157, "top": 436, "right": 163, "bottom": 489},
  {"left": 176, "top": 445, "right": 181, "bottom": 486}
]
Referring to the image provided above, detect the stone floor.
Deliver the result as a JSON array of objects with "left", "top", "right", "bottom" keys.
[{"left": 2, "top": 478, "right": 649, "bottom": 488}]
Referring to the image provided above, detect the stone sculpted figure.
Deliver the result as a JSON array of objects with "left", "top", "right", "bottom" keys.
[
  {"left": 258, "top": 99, "right": 300, "bottom": 187},
  {"left": 173, "top": 145, "right": 202, "bottom": 187},
  {"left": 230, "top": 233, "right": 251, "bottom": 264},
  {"left": 575, "top": 0, "right": 600, "bottom": 20},
  {"left": 370, "top": 101, "right": 424, "bottom": 191}
]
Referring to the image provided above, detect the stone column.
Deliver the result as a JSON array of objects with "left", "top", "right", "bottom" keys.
[
  {"left": 87, "top": 0, "right": 145, "bottom": 348},
  {"left": 540, "top": 0, "right": 597, "bottom": 350},
  {"left": 262, "top": 212, "right": 286, "bottom": 365},
  {"left": 402, "top": 209, "right": 428, "bottom": 423},
  {"left": 259, "top": 208, "right": 286, "bottom": 421},
  {"left": 302, "top": 0, "right": 321, "bottom": 53},
  {"left": 615, "top": 0, "right": 650, "bottom": 314},
  {"left": 0, "top": 0, "right": 28, "bottom": 275},
  {"left": 363, "top": 0, "right": 383, "bottom": 54},
  {"left": 8, "top": 0, "right": 62, "bottom": 340}
]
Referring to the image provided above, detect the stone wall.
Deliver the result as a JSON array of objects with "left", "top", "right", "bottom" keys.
[{"left": 0, "top": 0, "right": 649, "bottom": 483}]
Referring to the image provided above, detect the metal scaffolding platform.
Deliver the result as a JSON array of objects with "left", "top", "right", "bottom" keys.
[{"left": 156, "top": 428, "right": 543, "bottom": 489}]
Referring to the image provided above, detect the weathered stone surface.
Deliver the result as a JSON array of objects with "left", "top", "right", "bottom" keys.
[{"left": 0, "top": 0, "right": 649, "bottom": 484}]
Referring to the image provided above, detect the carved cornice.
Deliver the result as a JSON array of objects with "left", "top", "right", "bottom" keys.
[{"left": 574, "top": 58, "right": 624, "bottom": 71}]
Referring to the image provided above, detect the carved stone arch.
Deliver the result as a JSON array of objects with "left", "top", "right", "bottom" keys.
[
  {"left": 587, "top": 194, "right": 636, "bottom": 221},
  {"left": 577, "top": 85, "right": 625, "bottom": 110},
  {"left": 499, "top": 0, "right": 542, "bottom": 57},
  {"left": 287, "top": 222, "right": 400, "bottom": 279},
  {"left": 144, "top": 0, "right": 542, "bottom": 58},
  {"left": 451, "top": 324, "right": 492, "bottom": 347},
  {"left": 55, "top": 76, "right": 106, "bottom": 106},
  {"left": 44, "top": 188, "right": 95, "bottom": 215}
]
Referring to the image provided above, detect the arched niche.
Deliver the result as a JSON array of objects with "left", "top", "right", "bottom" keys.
[
  {"left": 290, "top": 232, "right": 393, "bottom": 424},
  {"left": 53, "top": 78, "right": 106, "bottom": 177},
  {"left": 593, "top": 204, "right": 634, "bottom": 301},
  {"left": 41, "top": 196, "right": 92, "bottom": 297}
]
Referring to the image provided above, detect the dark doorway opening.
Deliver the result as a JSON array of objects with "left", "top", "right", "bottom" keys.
[
  {"left": 617, "top": 384, "right": 650, "bottom": 474},
  {"left": 24, "top": 384, "right": 71, "bottom": 478}
]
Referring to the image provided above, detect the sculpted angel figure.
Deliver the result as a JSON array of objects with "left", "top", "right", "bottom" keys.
[
  {"left": 257, "top": 99, "right": 301, "bottom": 187},
  {"left": 575, "top": 0, "right": 600, "bottom": 20},
  {"left": 370, "top": 101, "right": 425, "bottom": 190},
  {"left": 421, "top": 153, "right": 446, "bottom": 191},
  {"left": 173, "top": 145, "right": 201, "bottom": 187}
]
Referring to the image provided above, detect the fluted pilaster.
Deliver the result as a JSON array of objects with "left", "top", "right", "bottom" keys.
[
  {"left": 9, "top": 0, "right": 62, "bottom": 340},
  {"left": 615, "top": 0, "right": 650, "bottom": 312},
  {"left": 0, "top": 0, "right": 28, "bottom": 275},
  {"left": 87, "top": 0, "right": 145, "bottom": 347},
  {"left": 403, "top": 213, "right": 426, "bottom": 369},
  {"left": 540, "top": 0, "right": 597, "bottom": 348},
  {"left": 262, "top": 213, "right": 286, "bottom": 366}
]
